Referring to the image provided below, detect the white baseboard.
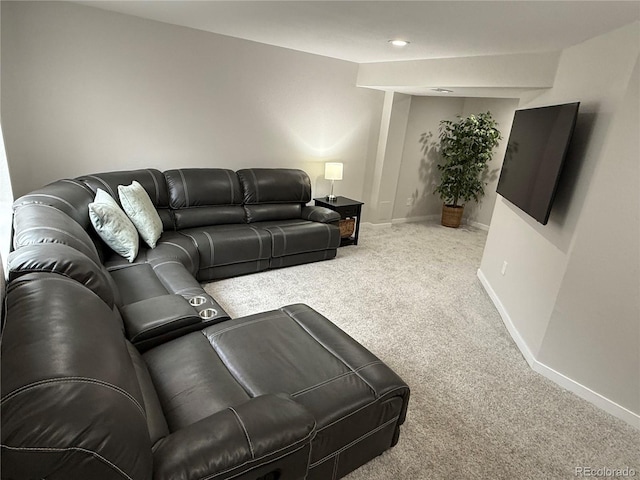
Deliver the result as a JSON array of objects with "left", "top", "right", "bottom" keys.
[
  {"left": 391, "top": 215, "right": 439, "bottom": 225},
  {"left": 532, "top": 359, "right": 640, "bottom": 428},
  {"left": 466, "top": 220, "right": 490, "bottom": 231},
  {"left": 388, "top": 215, "right": 489, "bottom": 231},
  {"left": 366, "top": 215, "right": 439, "bottom": 227},
  {"left": 477, "top": 268, "right": 640, "bottom": 430},
  {"left": 361, "top": 221, "right": 392, "bottom": 229},
  {"left": 476, "top": 269, "right": 537, "bottom": 369}
]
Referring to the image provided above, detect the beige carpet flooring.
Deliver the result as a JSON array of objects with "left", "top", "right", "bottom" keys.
[{"left": 204, "top": 222, "right": 640, "bottom": 480}]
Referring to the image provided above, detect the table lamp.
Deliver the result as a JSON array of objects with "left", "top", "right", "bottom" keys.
[{"left": 324, "top": 162, "right": 343, "bottom": 201}]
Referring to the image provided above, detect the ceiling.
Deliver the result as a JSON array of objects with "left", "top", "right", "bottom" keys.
[{"left": 80, "top": 1, "right": 640, "bottom": 64}]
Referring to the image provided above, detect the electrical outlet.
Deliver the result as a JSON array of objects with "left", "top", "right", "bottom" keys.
[
  {"left": 501, "top": 261, "right": 508, "bottom": 276},
  {"left": 406, "top": 197, "right": 413, "bottom": 206}
]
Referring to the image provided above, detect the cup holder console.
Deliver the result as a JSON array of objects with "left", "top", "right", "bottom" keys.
[
  {"left": 187, "top": 296, "right": 217, "bottom": 320},
  {"left": 189, "top": 296, "right": 207, "bottom": 306},
  {"left": 199, "top": 308, "right": 217, "bottom": 320}
]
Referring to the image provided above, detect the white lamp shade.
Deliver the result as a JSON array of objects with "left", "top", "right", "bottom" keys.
[{"left": 324, "top": 162, "right": 343, "bottom": 181}]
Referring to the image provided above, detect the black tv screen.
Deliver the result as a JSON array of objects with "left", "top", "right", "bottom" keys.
[{"left": 496, "top": 102, "right": 579, "bottom": 225}]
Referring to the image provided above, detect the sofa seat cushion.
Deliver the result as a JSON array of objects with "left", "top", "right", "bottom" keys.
[
  {"left": 277, "top": 305, "right": 409, "bottom": 478},
  {"left": 109, "top": 263, "right": 170, "bottom": 305},
  {"left": 147, "top": 231, "right": 200, "bottom": 275},
  {"left": 194, "top": 304, "right": 410, "bottom": 472},
  {"left": 103, "top": 231, "right": 199, "bottom": 275},
  {"left": 144, "top": 332, "right": 252, "bottom": 431},
  {"left": 180, "top": 224, "right": 272, "bottom": 269},
  {"left": 256, "top": 221, "right": 340, "bottom": 257}
]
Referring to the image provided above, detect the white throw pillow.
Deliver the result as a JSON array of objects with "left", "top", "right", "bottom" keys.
[
  {"left": 89, "top": 188, "right": 139, "bottom": 262},
  {"left": 118, "top": 181, "right": 163, "bottom": 248}
]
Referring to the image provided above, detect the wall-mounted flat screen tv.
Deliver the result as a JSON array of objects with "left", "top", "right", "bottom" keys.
[{"left": 496, "top": 102, "right": 580, "bottom": 225}]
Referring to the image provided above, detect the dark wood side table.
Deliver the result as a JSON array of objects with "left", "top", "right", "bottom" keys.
[{"left": 314, "top": 196, "right": 364, "bottom": 246}]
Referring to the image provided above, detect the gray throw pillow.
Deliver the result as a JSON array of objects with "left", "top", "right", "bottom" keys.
[
  {"left": 89, "top": 188, "right": 139, "bottom": 262},
  {"left": 118, "top": 181, "right": 163, "bottom": 248}
]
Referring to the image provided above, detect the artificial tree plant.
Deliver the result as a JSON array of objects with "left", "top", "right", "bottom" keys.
[{"left": 435, "top": 111, "right": 502, "bottom": 228}]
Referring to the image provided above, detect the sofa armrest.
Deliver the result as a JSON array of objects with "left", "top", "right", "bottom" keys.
[
  {"left": 121, "top": 294, "right": 203, "bottom": 350},
  {"left": 153, "top": 394, "right": 316, "bottom": 480},
  {"left": 301, "top": 205, "right": 341, "bottom": 223}
]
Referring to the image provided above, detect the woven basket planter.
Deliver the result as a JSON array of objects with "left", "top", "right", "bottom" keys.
[
  {"left": 441, "top": 204, "right": 464, "bottom": 228},
  {"left": 339, "top": 218, "right": 356, "bottom": 238}
]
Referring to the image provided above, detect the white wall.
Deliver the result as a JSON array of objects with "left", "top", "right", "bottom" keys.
[
  {"left": 392, "top": 96, "right": 464, "bottom": 221},
  {"left": 537, "top": 55, "right": 639, "bottom": 417},
  {"left": 1, "top": 1, "right": 383, "bottom": 202},
  {"left": 479, "top": 22, "right": 640, "bottom": 422},
  {"left": 392, "top": 96, "right": 518, "bottom": 227},
  {"left": 0, "top": 124, "right": 13, "bottom": 275},
  {"left": 0, "top": 2, "right": 13, "bottom": 275},
  {"left": 367, "top": 91, "right": 411, "bottom": 223}
]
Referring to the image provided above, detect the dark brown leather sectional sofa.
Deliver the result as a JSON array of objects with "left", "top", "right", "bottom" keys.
[{"left": 1, "top": 167, "right": 410, "bottom": 480}]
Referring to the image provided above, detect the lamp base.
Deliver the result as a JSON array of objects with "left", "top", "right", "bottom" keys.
[{"left": 326, "top": 194, "right": 337, "bottom": 201}]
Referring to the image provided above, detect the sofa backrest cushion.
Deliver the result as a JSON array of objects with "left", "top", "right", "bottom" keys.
[
  {"left": 78, "top": 169, "right": 173, "bottom": 230},
  {"left": 13, "top": 203, "right": 102, "bottom": 265},
  {"left": 164, "top": 168, "right": 245, "bottom": 229},
  {"left": 237, "top": 168, "right": 311, "bottom": 204},
  {"left": 237, "top": 169, "right": 310, "bottom": 223},
  {"left": 1, "top": 274, "right": 153, "bottom": 480},
  {"left": 12, "top": 179, "right": 95, "bottom": 230},
  {"left": 7, "top": 243, "right": 117, "bottom": 308}
]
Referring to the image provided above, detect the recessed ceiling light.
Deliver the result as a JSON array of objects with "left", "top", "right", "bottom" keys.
[
  {"left": 432, "top": 88, "right": 454, "bottom": 93},
  {"left": 388, "top": 39, "right": 410, "bottom": 47}
]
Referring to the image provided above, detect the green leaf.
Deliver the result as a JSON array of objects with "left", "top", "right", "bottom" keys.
[{"left": 429, "top": 111, "right": 503, "bottom": 205}]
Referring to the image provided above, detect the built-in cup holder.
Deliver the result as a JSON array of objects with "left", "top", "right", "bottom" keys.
[
  {"left": 199, "top": 308, "right": 217, "bottom": 320},
  {"left": 189, "top": 296, "right": 207, "bottom": 307}
]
